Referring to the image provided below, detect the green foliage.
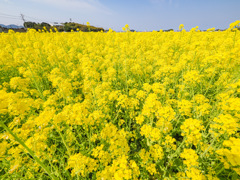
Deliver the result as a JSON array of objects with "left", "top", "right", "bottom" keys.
[
  {"left": 24, "top": 21, "right": 51, "bottom": 30},
  {"left": 23, "top": 21, "right": 104, "bottom": 32},
  {"left": 63, "top": 22, "right": 104, "bottom": 32}
]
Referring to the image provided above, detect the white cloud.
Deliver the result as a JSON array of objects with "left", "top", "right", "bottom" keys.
[{"left": 28, "top": 0, "right": 111, "bottom": 14}]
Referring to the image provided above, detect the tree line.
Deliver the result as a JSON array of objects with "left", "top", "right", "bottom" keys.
[{"left": 23, "top": 22, "right": 104, "bottom": 32}]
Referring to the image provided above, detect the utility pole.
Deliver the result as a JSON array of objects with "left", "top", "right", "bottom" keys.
[
  {"left": 20, "top": 14, "right": 25, "bottom": 23},
  {"left": 20, "top": 14, "right": 26, "bottom": 29}
]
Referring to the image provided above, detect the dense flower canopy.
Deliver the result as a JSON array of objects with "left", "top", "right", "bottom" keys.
[{"left": 0, "top": 21, "right": 240, "bottom": 179}]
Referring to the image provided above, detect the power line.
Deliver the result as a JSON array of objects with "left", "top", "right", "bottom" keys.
[
  {"left": 0, "top": 12, "right": 20, "bottom": 18},
  {"left": 25, "top": 16, "right": 43, "bottom": 21},
  {"left": 0, "top": 12, "right": 64, "bottom": 25},
  {"left": 24, "top": 15, "right": 59, "bottom": 24},
  {"left": 0, "top": 12, "right": 55, "bottom": 23},
  {"left": 0, "top": 15, "right": 21, "bottom": 20}
]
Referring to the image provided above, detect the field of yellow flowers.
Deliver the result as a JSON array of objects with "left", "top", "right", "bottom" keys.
[{"left": 0, "top": 21, "right": 240, "bottom": 179}]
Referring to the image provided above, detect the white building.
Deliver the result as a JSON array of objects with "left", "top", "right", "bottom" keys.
[{"left": 49, "top": 22, "right": 64, "bottom": 27}]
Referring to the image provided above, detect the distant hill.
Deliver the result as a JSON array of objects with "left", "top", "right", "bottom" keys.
[{"left": 0, "top": 24, "right": 24, "bottom": 29}]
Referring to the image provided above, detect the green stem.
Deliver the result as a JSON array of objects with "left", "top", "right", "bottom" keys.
[
  {"left": 216, "top": 165, "right": 225, "bottom": 176},
  {"left": 200, "top": 134, "right": 219, "bottom": 158},
  {"left": 0, "top": 122, "right": 58, "bottom": 180},
  {"left": 53, "top": 122, "right": 71, "bottom": 157},
  {"left": 163, "top": 137, "right": 186, "bottom": 177},
  {"left": 44, "top": 152, "right": 65, "bottom": 180}
]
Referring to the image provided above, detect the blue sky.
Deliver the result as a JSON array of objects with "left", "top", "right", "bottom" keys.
[{"left": 0, "top": 0, "right": 239, "bottom": 31}]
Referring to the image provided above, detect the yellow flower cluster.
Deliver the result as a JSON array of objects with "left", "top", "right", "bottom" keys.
[
  {"left": 0, "top": 21, "right": 240, "bottom": 179},
  {"left": 66, "top": 153, "right": 98, "bottom": 177},
  {"left": 181, "top": 118, "right": 204, "bottom": 146},
  {"left": 180, "top": 149, "right": 205, "bottom": 180},
  {"left": 210, "top": 114, "right": 239, "bottom": 136},
  {"left": 216, "top": 137, "right": 240, "bottom": 175}
]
